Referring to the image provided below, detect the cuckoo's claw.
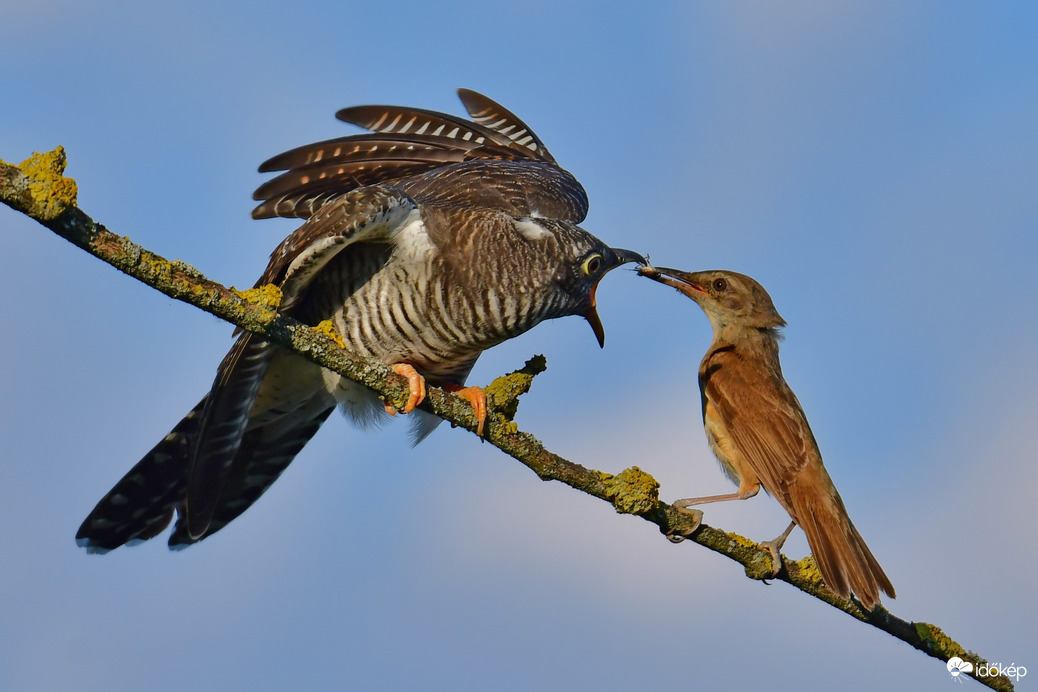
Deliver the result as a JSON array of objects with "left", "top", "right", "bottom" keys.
[
  {"left": 445, "top": 384, "right": 487, "bottom": 436},
  {"left": 386, "top": 364, "right": 426, "bottom": 415}
]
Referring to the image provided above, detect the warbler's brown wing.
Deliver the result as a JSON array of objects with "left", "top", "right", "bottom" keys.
[
  {"left": 700, "top": 347, "right": 813, "bottom": 505},
  {"left": 701, "top": 347, "right": 894, "bottom": 608}
]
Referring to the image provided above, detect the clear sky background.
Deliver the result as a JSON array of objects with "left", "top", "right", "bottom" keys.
[{"left": 2, "top": 2, "right": 1036, "bottom": 690}]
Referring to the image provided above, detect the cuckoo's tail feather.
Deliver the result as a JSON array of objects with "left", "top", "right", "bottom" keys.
[
  {"left": 168, "top": 403, "right": 334, "bottom": 548},
  {"left": 75, "top": 398, "right": 205, "bottom": 553}
]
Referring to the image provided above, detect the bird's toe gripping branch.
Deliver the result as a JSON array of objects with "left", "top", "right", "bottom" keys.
[
  {"left": 386, "top": 364, "right": 427, "bottom": 415},
  {"left": 445, "top": 384, "right": 488, "bottom": 437},
  {"left": 384, "top": 356, "right": 547, "bottom": 438},
  {"left": 759, "top": 521, "right": 796, "bottom": 579},
  {"left": 665, "top": 502, "right": 704, "bottom": 544}
]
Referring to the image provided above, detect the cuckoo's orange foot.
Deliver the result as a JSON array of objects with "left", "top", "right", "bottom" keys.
[
  {"left": 385, "top": 364, "right": 426, "bottom": 415},
  {"left": 445, "top": 384, "right": 487, "bottom": 436}
]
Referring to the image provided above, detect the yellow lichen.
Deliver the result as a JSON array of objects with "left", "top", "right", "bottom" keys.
[
  {"left": 725, "top": 531, "right": 761, "bottom": 552},
  {"left": 793, "top": 555, "right": 825, "bottom": 587},
  {"left": 601, "top": 466, "right": 660, "bottom": 515},
  {"left": 141, "top": 253, "right": 176, "bottom": 279},
  {"left": 234, "top": 284, "right": 283, "bottom": 312},
  {"left": 18, "top": 146, "right": 78, "bottom": 220},
  {"left": 495, "top": 420, "right": 519, "bottom": 435},
  {"left": 313, "top": 319, "right": 346, "bottom": 349},
  {"left": 914, "top": 622, "right": 963, "bottom": 656},
  {"left": 484, "top": 355, "right": 547, "bottom": 422}
]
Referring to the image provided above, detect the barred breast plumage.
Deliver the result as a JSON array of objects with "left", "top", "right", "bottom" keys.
[{"left": 76, "top": 89, "right": 644, "bottom": 552}]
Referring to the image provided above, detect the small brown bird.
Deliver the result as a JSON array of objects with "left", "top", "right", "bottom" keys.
[{"left": 639, "top": 265, "right": 895, "bottom": 610}]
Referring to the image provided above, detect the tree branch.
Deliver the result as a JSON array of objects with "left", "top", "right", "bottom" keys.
[{"left": 1, "top": 149, "right": 1013, "bottom": 692}]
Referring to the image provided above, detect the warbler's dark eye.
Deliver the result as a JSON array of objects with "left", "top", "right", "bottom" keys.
[
  {"left": 712, "top": 277, "right": 729, "bottom": 292},
  {"left": 582, "top": 254, "right": 603, "bottom": 275}
]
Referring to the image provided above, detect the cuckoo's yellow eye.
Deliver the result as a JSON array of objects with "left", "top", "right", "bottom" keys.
[{"left": 582, "top": 254, "right": 603, "bottom": 275}]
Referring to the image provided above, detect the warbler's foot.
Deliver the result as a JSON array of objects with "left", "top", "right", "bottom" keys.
[
  {"left": 760, "top": 520, "right": 796, "bottom": 577},
  {"left": 665, "top": 504, "right": 704, "bottom": 543}
]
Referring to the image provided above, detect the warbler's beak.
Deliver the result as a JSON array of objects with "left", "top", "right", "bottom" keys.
[{"left": 638, "top": 265, "right": 707, "bottom": 298}]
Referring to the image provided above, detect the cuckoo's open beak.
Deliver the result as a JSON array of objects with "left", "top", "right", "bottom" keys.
[
  {"left": 586, "top": 248, "right": 646, "bottom": 348},
  {"left": 586, "top": 300, "right": 607, "bottom": 348}
]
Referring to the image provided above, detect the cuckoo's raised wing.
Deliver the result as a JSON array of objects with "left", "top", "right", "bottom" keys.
[{"left": 252, "top": 89, "right": 588, "bottom": 223}]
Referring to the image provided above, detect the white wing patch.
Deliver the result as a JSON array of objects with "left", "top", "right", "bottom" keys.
[
  {"left": 515, "top": 218, "right": 550, "bottom": 241},
  {"left": 391, "top": 208, "right": 433, "bottom": 260}
]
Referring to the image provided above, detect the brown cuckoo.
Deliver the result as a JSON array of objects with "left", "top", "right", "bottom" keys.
[
  {"left": 639, "top": 266, "right": 895, "bottom": 610},
  {"left": 76, "top": 89, "right": 644, "bottom": 552}
]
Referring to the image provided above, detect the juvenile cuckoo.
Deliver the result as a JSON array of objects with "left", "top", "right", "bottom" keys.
[
  {"left": 77, "top": 89, "right": 644, "bottom": 552},
  {"left": 639, "top": 266, "right": 895, "bottom": 609}
]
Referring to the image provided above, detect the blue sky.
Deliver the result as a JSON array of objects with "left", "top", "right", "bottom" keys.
[{"left": 2, "top": 2, "right": 1036, "bottom": 690}]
